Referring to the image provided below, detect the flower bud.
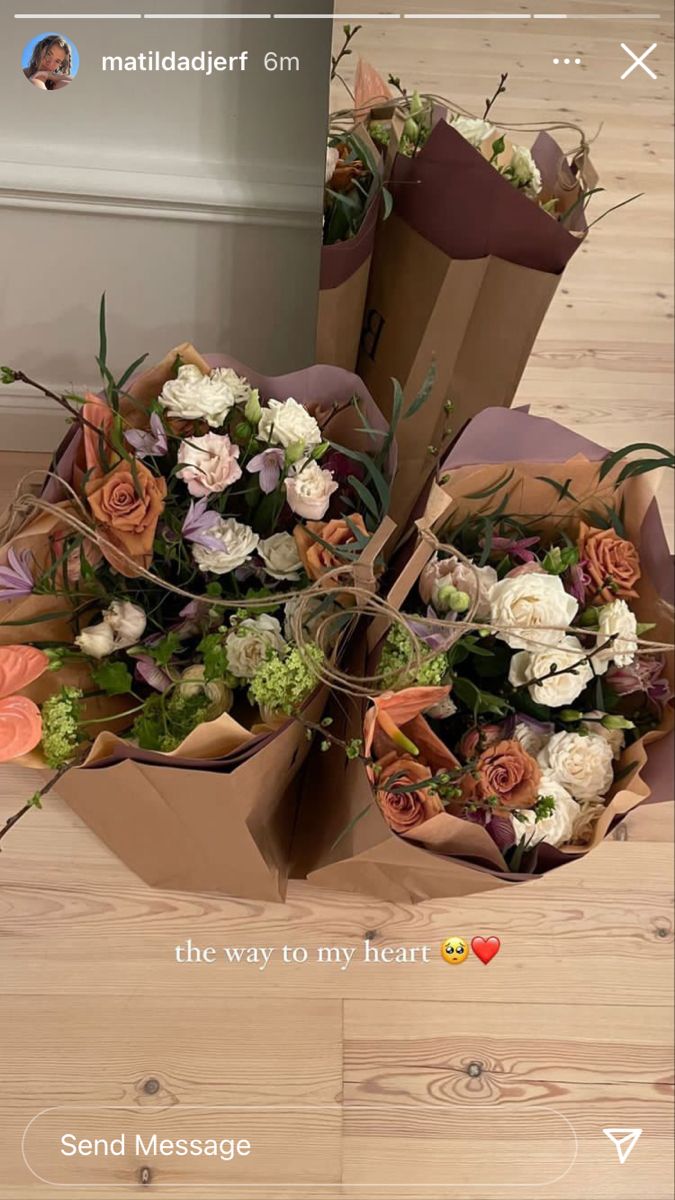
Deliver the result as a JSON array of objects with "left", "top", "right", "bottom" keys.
[
  {"left": 434, "top": 583, "right": 456, "bottom": 613},
  {"left": 559, "top": 709, "right": 582, "bottom": 723},
  {"left": 104, "top": 600, "right": 146, "bottom": 649},
  {"left": 75, "top": 621, "right": 115, "bottom": 660},
  {"left": 285, "top": 440, "right": 305, "bottom": 467},
  {"left": 244, "top": 390, "right": 261, "bottom": 425},
  {"left": 448, "top": 590, "right": 471, "bottom": 614},
  {"left": 232, "top": 420, "right": 252, "bottom": 443},
  {"left": 403, "top": 117, "right": 419, "bottom": 141},
  {"left": 601, "top": 714, "right": 635, "bottom": 731}
]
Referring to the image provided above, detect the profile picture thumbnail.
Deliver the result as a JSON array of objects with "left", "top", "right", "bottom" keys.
[{"left": 22, "top": 32, "right": 79, "bottom": 91}]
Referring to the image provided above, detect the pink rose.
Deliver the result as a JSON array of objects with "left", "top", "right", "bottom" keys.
[
  {"left": 177, "top": 432, "right": 242, "bottom": 498},
  {"left": 284, "top": 461, "right": 338, "bottom": 521}
]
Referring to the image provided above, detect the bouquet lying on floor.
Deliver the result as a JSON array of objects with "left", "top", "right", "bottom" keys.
[{"left": 0, "top": 306, "right": 399, "bottom": 897}]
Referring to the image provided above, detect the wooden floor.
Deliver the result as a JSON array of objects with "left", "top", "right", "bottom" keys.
[{"left": 1, "top": 1, "right": 673, "bottom": 1196}]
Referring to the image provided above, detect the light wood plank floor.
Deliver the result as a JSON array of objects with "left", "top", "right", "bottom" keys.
[{"left": 1, "top": 1, "right": 673, "bottom": 1196}]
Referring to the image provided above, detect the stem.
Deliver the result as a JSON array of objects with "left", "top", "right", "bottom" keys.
[
  {"left": 330, "top": 24, "right": 362, "bottom": 83},
  {"left": 0, "top": 754, "right": 86, "bottom": 848},
  {"left": 7, "top": 371, "right": 120, "bottom": 459},
  {"left": 483, "top": 72, "right": 508, "bottom": 121}
]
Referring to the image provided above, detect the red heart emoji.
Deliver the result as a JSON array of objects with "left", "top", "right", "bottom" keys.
[{"left": 471, "top": 936, "right": 501, "bottom": 965}]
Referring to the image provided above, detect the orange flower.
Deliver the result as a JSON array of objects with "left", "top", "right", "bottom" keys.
[
  {"left": 462, "top": 738, "right": 541, "bottom": 814},
  {"left": 85, "top": 459, "right": 167, "bottom": 578},
  {"left": 578, "top": 522, "right": 641, "bottom": 604},
  {"left": 0, "top": 645, "right": 48, "bottom": 763},
  {"left": 364, "top": 687, "right": 460, "bottom": 772},
  {"left": 293, "top": 514, "right": 368, "bottom": 584},
  {"left": 374, "top": 753, "right": 444, "bottom": 834}
]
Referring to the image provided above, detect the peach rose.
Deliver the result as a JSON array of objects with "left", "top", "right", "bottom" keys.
[
  {"left": 463, "top": 738, "right": 541, "bottom": 813},
  {"left": 577, "top": 522, "right": 641, "bottom": 604},
  {"left": 374, "top": 752, "right": 444, "bottom": 834},
  {"left": 293, "top": 514, "right": 368, "bottom": 583},
  {"left": 85, "top": 459, "right": 167, "bottom": 578},
  {"left": 458, "top": 723, "right": 505, "bottom": 761}
]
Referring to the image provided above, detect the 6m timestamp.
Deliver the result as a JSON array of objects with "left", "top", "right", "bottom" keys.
[{"left": 264, "top": 51, "right": 301, "bottom": 72}]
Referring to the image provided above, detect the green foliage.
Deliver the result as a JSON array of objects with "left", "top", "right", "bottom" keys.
[
  {"left": 248, "top": 644, "right": 323, "bottom": 717},
  {"left": 132, "top": 690, "right": 212, "bottom": 753},
  {"left": 91, "top": 661, "right": 133, "bottom": 697},
  {"left": 41, "top": 687, "right": 83, "bottom": 768},
  {"left": 379, "top": 626, "right": 448, "bottom": 690}
]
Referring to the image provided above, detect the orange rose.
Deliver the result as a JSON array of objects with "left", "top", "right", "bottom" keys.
[
  {"left": 293, "top": 514, "right": 369, "bottom": 583},
  {"left": 463, "top": 739, "right": 541, "bottom": 813},
  {"left": 85, "top": 459, "right": 167, "bottom": 578},
  {"left": 374, "top": 752, "right": 444, "bottom": 834},
  {"left": 578, "top": 522, "right": 641, "bottom": 604}
]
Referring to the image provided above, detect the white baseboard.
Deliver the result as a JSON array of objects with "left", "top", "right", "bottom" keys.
[{"left": 0, "top": 387, "right": 71, "bottom": 452}]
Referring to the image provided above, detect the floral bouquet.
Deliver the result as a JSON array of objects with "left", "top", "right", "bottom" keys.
[
  {"left": 299, "top": 408, "right": 673, "bottom": 903},
  {"left": 0, "top": 304, "right": 396, "bottom": 898}
]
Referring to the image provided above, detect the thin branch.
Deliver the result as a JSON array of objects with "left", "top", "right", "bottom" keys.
[
  {"left": 483, "top": 72, "right": 508, "bottom": 121},
  {"left": 0, "top": 753, "right": 86, "bottom": 848},
  {"left": 330, "top": 23, "right": 362, "bottom": 83}
]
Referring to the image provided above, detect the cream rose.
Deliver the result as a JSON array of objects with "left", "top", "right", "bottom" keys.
[
  {"left": 490, "top": 573, "right": 578, "bottom": 651},
  {"left": 513, "top": 774, "right": 580, "bottom": 847},
  {"left": 509, "top": 635, "right": 594, "bottom": 708},
  {"left": 176, "top": 665, "right": 233, "bottom": 718},
  {"left": 538, "top": 730, "right": 614, "bottom": 801},
  {"left": 284, "top": 461, "right": 338, "bottom": 521},
  {"left": 225, "top": 614, "right": 286, "bottom": 680},
  {"left": 258, "top": 532, "right": 303, "bottom": 581},
  {"left": 192, "top": 517, "right": 259, "bottom": 575},
  {"left": 159, "top": 364, "right": 252, "bottom": 427},
  {"left": 258, "top": 398, "right": 322, "bottom": 452},
  {"left": 325, "top": 145, "right": 339, "bottom": 183},
  {"left": 594, "top": 600, "right": 638, "bottom": 672},
  {"left": 509, "top": 145, "right": 542, "bottom": 198},
  {"left": 176, "top": 432, "right": 242, "bottom": 497},
  {"left": 451, "top": 115, "right": 496, "bottom": 148}
]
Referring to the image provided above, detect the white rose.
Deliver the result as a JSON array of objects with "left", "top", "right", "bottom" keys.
[
  {"left": 451, "top": 115, "right": 496, "bottom": 148},
  {"left": 538, "top": 730, "right": 614, "bottom": 801},
  {"left": 509, "top": 635, "right": 594, "bottom": 708},
  {"left": 513, "top": 721, "right": 550, "bottom": 759},
  {"left": 258, "top": 398, "right": 322, "bottom": 452},
  {"left": 76, "top": 621, "right": 115, "bottom": 659},
  {"left": 225, "top": 614, "right": 286, "bottom": 680},
  {"left": 158, "top": 364, "right": 251, "bottom": 427},
  {"left": 594, "top": 600, "right": 638, "bottom": 671},
  {"left": 259, "top": 532, "right": 303, "bottom": 581},
  {"left": 326, "top": 144, "right": 339, "bottom": 183},
  {"left": 284, "top": 592, "right": 341, "bottom": 648},
  {"left": 176, "top": 665, "right": 232, "bottom": 717},
  {"left": 192, "top": 517, "right": 259, "bottom": 575},
  {"left": 509, "top": 145, "right": 542, "bottom": 198},
  {"left": 513, "top": 774, "right": 580, "bottom": 847},
  {"left": 103, "top": 599, "right": 147, "bottom": 649},
  {"left": 284, "top": 461, "right": 338, "bottom": 521},
  {"left": 581, "top": 711, "right": 626, "bottom": 759},
  {"left": 490, "top": 573, "right": 578, "bottom": 651}
]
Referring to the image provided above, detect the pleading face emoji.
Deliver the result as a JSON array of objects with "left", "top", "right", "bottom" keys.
[{"left": 440, "top": 937, "right": 469, "bottom": 965}]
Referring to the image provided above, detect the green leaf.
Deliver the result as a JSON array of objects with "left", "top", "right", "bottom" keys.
[
  {"left": 405, "top": 361, "right": 437, "bottom": 419},
  {"left": 329, "top": 803, "right": 372, "bottom": 853},
  {"left": 598, "top": 442, "right": 675, "bottom": 482},
  {"left": 465, "top": 468, "right": 515, "bottom": 501},
  {"left": 329, "top": 440, "right": 390, "bottom": 517},
  {"left": 27, "top": 791, "right": 43, "bottom": 810},
  {"left": 616, "top": 456, "right": 675, "bottom": 484},
  {"left": 116, "top": 352, "right": 149, "bottom": 392},
  {"left": 535, "top": 476, "right": 578, "bottom": 503},
  {"left": 347, "top": 474, "right": 380, "bottom": 522},
  {"left": 452, "top": 675, "right": 512, "bottom": 718},
  {"left": 382, "top": 187, "right": 394, "bottom": 220},
  {"left": 91, "top": 661, "right": 133, "bottom": 696},
  {"left": 148, "top": 631, "right": 182, "bottom": 668},
  {"left": 98, "top": 293, "right": 107, "bottom": 374}
]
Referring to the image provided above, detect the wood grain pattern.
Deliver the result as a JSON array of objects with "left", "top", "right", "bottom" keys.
[{"left": 1, "top": 0, "right": 673, "bottom": 1195}]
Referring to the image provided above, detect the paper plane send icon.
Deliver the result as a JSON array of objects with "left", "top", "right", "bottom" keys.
[{"left": 603, "top": 1128, "right": 643, "bottom": 1164}]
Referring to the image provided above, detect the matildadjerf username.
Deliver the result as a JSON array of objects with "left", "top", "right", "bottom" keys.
[
  {"left": 60, "top": 1133, "right": 252, "bottom": 1162},
  {"left": 101, "top": 50, "right": 301, "bottom": 73}
]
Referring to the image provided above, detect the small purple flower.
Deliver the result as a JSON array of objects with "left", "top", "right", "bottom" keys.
[
  {"left": 607, "top": 655, "right": 673, "bottom": 709},
  {"left": 489, "top": 534, "right": 540, "bottom": 564},
  {"left": 0, "top": 547, "right": 34, "bottom": 601},
  {"left": 181, "top": 497, "right": 222, "bottom": 552},
  {"left": 406, "top": 613, "right": 459, "bottom": 653},
  {"left": 247, "top": 447, "right": 285, "bottom": 495},
  {"left": 566, "top": 558, "right": 592, "bottom": 606},
  {"left": 135, "top": 655, "right": 172, "bottom": 693},
  {"left": 125, "top": 412, "right": 168, "bottom": 459}
]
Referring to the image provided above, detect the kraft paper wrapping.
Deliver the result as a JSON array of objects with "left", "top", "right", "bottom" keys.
[
  {"left": 300, "top": 409, "right": 673, "bottom": 903},
  {"left": 1, "top": 348, "right": 393, "bottom": 898},
  {"left": 356, "top": 119, "right": 591, "bottom": 532}
]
